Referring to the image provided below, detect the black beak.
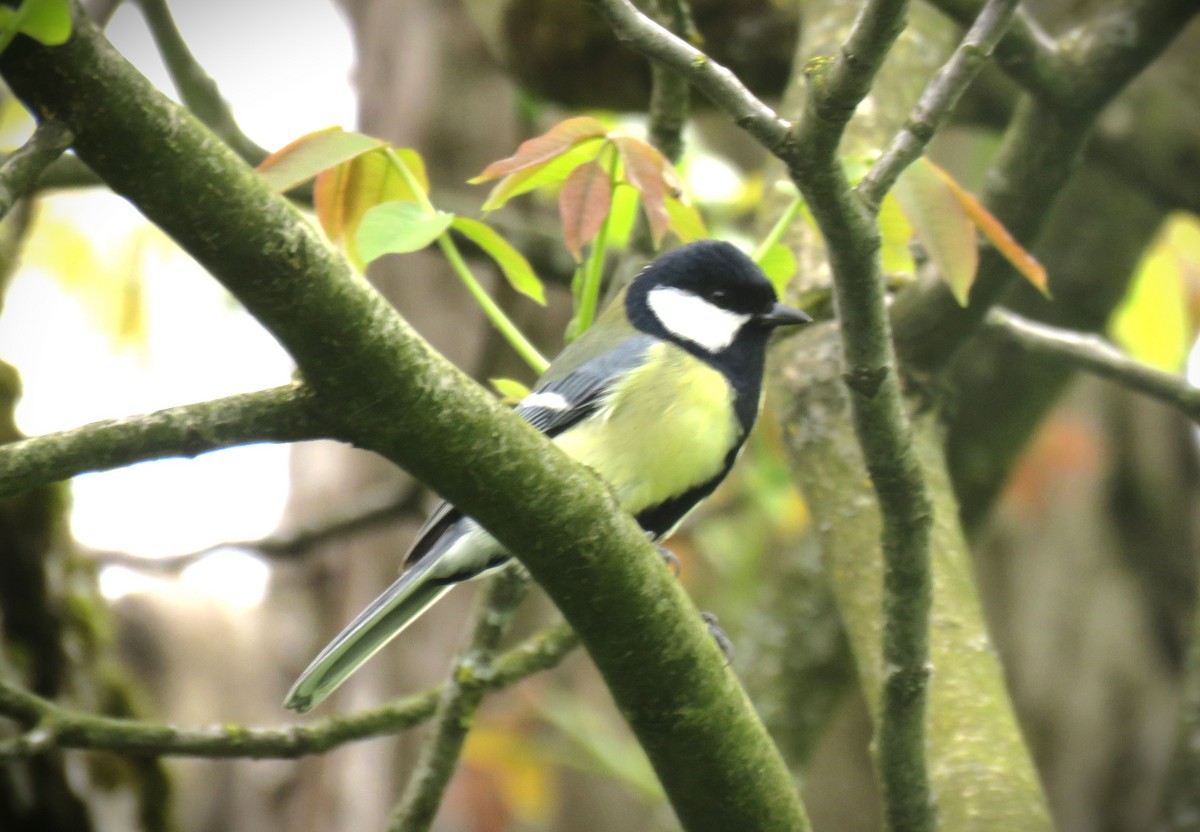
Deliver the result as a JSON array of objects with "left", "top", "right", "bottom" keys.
[{"left": 757, "top": 303, "right": 812, "bottom": 328}]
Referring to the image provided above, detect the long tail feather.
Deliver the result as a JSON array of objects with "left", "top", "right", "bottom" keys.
[{"left": 284, "top": 558, "right": 452, "bottom": 713}]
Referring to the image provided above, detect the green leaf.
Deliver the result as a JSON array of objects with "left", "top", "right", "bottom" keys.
[
  {"left": 356, "top": 202, "right": 454, "bottom": 264},
  {"left": 490, "top": 377, "right": 532, "bottom": 403},
  {"left": 758, "top": 243, "right": 797, "bottom": 295},
  {"left": 452, "top": 217, "right": 546, "bottom": 305},
  {"left": 663, "top": 195, "right": 707, "bottom": 243},
  {"left": 893, "top": 158, "right": 978, "bottom": 305},
  {"left": 257, "top": 127, "right": 386, "bottom": 193},
  {"left": 878, "top": 193, "right": 916, "bottom": 276},
  {"left": 314, "top": 146, "right": 430, "bottom": 267},
  {"left": 480, "top": 138, "right": 606, "bottom": 212},
  {"left": 15, "top": 0, "right": 71, "bottom": 46},
  {"left": 605, "top": 184, "right": 640, "bottom": 252}
]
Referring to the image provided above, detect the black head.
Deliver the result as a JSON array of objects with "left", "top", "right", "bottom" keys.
[{"left": 626, "top": 240, "right": 811, "bottom": 357}]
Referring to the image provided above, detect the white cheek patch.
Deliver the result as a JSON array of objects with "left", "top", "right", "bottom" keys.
[
  {"left": 519, "top": 391, "right": 572, "bottom": 411},
  {"left": 647, "top": 286, "right": 751, "bottom": 352}
]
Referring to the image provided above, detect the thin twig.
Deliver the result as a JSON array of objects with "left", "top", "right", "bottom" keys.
[
  {"left": 88, "top": 485, "right": 425, "bottom": 572},
  {"left": 857, "top": 0, "right": 1020, "bottom": 210},
  {"left": 985, "top": 309, "right": 1200, "bottom": 423},
  {"left": 0, "top": 383, "right": 327, "bottom": 500},
  {"left": 0, "top": 120, "right": 74, "bottom": 220},
  {"left": 388, "top": 568, "right": 532, "bottom": 832},
  {"left": 581, "top": 0, "right": 792, "bottom": 155},
  {"left": 925, "top": 0, "right": 1065, "bottom": 100},
  {"left": 133, "top": 0, "right": 268, "bottom": 163},
  {"left": 0, "top": 620, "right": 577, "bottom": 760}
]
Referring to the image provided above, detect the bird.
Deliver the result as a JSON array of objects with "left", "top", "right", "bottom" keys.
[{"left": 284, "top": 239, "right": 811, "bottom": 713}]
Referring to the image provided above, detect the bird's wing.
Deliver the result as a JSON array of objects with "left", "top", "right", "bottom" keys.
[
  {"left": 514, "top": 333, "right": 656, "bottom": 436},
  {"left": 403, "top": 333, "right": 656, "bottom": 570}
]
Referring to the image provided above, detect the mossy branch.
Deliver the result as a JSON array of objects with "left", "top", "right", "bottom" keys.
[
  {"left": 0, "top": 622, "right": 578, "bottom": 760},
  {"left": 0, "top": 383, "right": 327, "bottom": 500}
]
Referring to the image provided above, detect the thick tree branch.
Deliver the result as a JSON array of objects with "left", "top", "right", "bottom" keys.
[
  {"left": 0, "top": 9, "right": 808, "bottom": 831},
  {"left": 0, "top": 621, "right": 578, "bottom": 760},
  {"left": 858, "top": 0, "right": 1019, "bottom": 210},
  {"left": 985, "top": 309, "right": 1200, "bottom": 423},
  {"left": 0, "top": 120, "right": 73, "bottom": 220},
  {"left": 0, "top": 383, "right": 326, "bottom": 500},
  {"left": 388, "top": 568, "right": 531, "bottom": 832}
]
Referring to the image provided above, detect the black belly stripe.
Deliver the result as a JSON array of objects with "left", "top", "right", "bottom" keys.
[{"left": 634, "top": 442, "right": 745, "bottom": 540}]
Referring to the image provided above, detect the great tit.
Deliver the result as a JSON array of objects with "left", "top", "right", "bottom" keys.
[{"left": 285, "top": 239, "right": 811, "bottom": 713}]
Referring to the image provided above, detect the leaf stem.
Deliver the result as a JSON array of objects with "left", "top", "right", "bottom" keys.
[
  {"left": 751, "top": 194, "right": 804, "bottom": 263},
  {"left": 437, "top": 235, "right": 549, "bottom": 373},
  {"left": 572, "top": 144, "right": 621, "bottom": 337},
  {"left": 386, "top": 149, "right": 549, "bottom": 374}
]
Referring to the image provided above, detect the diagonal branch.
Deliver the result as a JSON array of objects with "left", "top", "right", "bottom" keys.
[
  {"left": 0, "top": 621, "right": 578, "bottom": 760},
  {"left": 857, "top": 0, "right": 1020, "bottom": 210},
  {"left": 581, "top": 0, "right": 791, "bottom": 154},
  {"left": 985, "top": 308, "right": 1200, "bottom": 423},
  {"left": 0, "top": 383, "right": 327, "bottom": 500}
]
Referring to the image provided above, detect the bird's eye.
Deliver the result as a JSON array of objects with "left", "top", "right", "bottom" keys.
[{"left": 709, "top": 289, "right": 727, "bottom": 302}]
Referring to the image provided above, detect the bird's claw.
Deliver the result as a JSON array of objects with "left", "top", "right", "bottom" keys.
[
  {"left": 701, "top": 611, "right": 734, "bottom": 662},
  {"left": 657, "top": 545, "right": 681, "bottom": 577}
]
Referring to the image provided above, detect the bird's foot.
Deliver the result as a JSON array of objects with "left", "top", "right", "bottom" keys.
[
  {"left": 657, "top": 545, "right": 681, "bottom": 577},
  {"left": 701, "top": 611, "right": 734, "bottom": 663}
]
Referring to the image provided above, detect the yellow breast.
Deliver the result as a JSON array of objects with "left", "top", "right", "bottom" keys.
[{"left": 552, "top": 342, "right": 742, "bottom": 516}]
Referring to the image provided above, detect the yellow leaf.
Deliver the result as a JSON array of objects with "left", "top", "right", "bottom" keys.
[
  {"left": 894, "top": 158, "right": 978, "bottom": 305},
  {"left": 1111, "top": 213, "right": 1200, "bottom": 371},
  {"left": 463, "top": 723, "right": 555, "bottom": 824}
]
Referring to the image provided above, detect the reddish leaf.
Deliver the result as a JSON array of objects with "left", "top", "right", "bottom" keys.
[
  {"left": 559, "top": 161, "right": 613, "bottom": 261},
  {"left": 615, "top": 136, "right": 678, "bottom": 246},
  {"left": 925, "top": 159, "right": 1050, "bottom": 297},
  {"left": 471, "top": 116, "right": 609, "bottom": 183},
  {"left": 894, "top": 159, "right": 978, "bottom": 305},
  {"left": 258, "top": 127, "right": 386, "bottom": 193}
]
